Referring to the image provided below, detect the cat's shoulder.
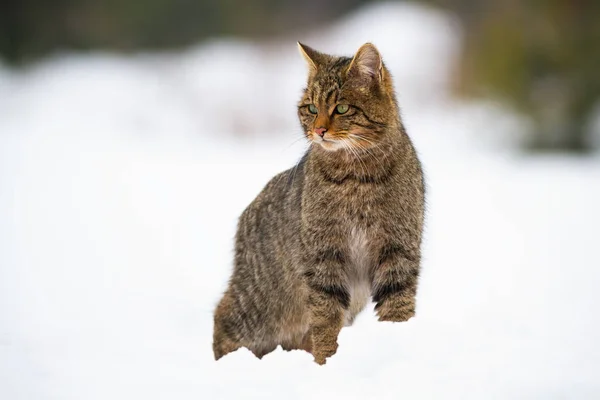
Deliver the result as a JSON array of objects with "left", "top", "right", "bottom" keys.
[
  {"left": 243, "top": 151, "right": 309, "bottom": 213},
  {"left": 266, "top": 151, "right": 309, "bottom": 192}
]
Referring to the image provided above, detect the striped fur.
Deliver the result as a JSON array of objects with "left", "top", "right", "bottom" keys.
[{"left": 213, "top": 43, "right": 425, "bottom": 365}]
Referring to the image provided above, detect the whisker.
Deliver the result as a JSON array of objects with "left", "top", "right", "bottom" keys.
[
  {"left": 343, "top": 137, "right": 369, "bottom": 179},
  {"left": 348, "top": 134, "right": 383, "bottom": 150},
  {"left": 277, "top": 138, "right": 310, "bottom": 189},
  {"left": 281, "top": 135, "right": 309, "bottom": 152},
  {"left": 347, "top": 135, "right": 388, "bottom": 168},
  {"left": 288, "top": 142, "right": 312, "bottom": 188},
  {"left": 348, "top": 134, "right": 387, "bottom": 160}
]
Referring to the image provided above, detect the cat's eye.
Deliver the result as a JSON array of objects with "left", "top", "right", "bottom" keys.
[
  {"left": 336, "top": 104, "right": 350, "bottom": 114},
  {"left": 308, "top": 104, "right": 318, "bottom": 114}
]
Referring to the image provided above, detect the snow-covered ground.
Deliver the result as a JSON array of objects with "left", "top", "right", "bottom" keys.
[{"left": 1, "top": 3, "right": 600, "bottom": 399}]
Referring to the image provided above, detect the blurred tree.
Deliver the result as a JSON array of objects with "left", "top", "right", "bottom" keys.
[
  {"left": 0, "top": 0, "right": 366, "bottom": 63},
  {"left": 2, "top": 0, "right": 598, "bottom": 151},
  {"left": 436, "top": 0, "right": 600, "bottom": 152}
]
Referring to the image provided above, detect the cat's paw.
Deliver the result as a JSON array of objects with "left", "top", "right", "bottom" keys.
[
  {"left": 310, "top": 326, "right": 339, "bottom": 365},
  {"left": 312, "top": 342, "right": 338, "bottom": 365},
  {"left": 377, "top": 308, "right": 415, "bottom": 322},
  {"left": 375, "top": 298, "right": 415, "bottom": 322}
]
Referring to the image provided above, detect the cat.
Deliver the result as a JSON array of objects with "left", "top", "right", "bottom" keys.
[{"left": 213, "top": 42, "right": 425, "bottom": 365}]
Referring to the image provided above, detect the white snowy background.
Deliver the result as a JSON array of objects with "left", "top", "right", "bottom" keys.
[{"left": 1, "top": 3, "right": 600, "bottom": 399}]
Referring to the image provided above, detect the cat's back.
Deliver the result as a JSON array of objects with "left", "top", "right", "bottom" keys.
[
  {"left": 239, "top": 154, "right": 306, "bottom": 221},
  {"left": 235, "top": 153, "right": 307, "bottom": 262}
]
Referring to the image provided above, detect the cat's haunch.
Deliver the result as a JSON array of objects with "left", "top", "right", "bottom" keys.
[{"left": 213, "top": 42, "right": 425, "bottom": 365}]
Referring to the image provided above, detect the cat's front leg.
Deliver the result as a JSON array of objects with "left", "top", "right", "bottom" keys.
[
  {"left": 303, "top": 249, "right": 348, "bottom": 365},
  {"left": 372, "top": 243, "right": 420, "bottom": 322}
]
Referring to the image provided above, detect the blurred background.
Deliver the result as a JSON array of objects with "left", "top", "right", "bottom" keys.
[
  {"left": 2, "top": 0, "right": 600, "bottom": 151},
  {"left": 1, "top": 0, "right": 599, "bottom": 399}
]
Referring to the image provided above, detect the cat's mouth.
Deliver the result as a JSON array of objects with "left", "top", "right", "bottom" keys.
[{"left": 311, "top": 134, "right": 345, "bottom": 151}]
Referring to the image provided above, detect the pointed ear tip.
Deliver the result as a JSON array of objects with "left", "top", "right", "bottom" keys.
[
  {"left": 359, "top": 42, "right": 379, "bottom": 52},
  {"left": 297, "top": 42, "right": 311, "bottom": 54},
  {"left": 297, "top": 42, "right": 307, "bottom": 56}
]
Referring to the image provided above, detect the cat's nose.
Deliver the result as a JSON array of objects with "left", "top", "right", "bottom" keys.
[{"left": 314, "top": 128, "right": 327, "bottom": 137}]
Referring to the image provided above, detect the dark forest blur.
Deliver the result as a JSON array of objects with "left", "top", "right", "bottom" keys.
[{"left": 1, "top": 0, "right": 598, "bottom": 152}]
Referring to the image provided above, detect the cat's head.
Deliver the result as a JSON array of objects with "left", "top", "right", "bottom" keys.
[{"left": 297, "top": 42, "right": 399, "bottom": 152}]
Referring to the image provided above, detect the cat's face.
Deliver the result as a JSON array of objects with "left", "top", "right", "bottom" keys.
[{"left": 297, "top": 43, "right": 397, "bottom": 152}]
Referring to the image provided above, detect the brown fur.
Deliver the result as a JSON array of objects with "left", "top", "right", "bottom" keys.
[{"left": 213, "top": 43, "right": 425, "bottom": 365}]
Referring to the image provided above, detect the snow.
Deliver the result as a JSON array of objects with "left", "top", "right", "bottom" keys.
[{"left": 1, "top": 2, "right": 600, "bottom": 399}]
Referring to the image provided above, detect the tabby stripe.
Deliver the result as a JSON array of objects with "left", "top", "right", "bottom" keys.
[
  {"left": 362, "top": 113, "right": 386, "bottom": 127},
  {"left": 372, "top": 268, "right": 419, "bottom": 305},
  {"left": 315, "top": 248, "right": 345, "bottom": 264},
  {"left": 358, "top": 175, "right": 380, "bottom": 184},
  {"left": 372, "top": 281, "right": 409, "bottom": 305},
  {"left": 352, "top": 121, "right": 374, "bottom": 129},
  {"left": 232, "top": 289, "right": 258, "bottom": 333},
  {"left": 307, "top": 281, "right": 350, "bottom": 309},
  {"left": 324, "top": 88, "right": 337, "bottom": 105},
  {"left": 314, "top": 86, "right": 322, "bottom": 105},
  {"left": 352, "top": 106, "right": 385, "bottom": 127},
  {"left": 334, "top": 57, "right": 351, "bottom": 70},
  {"left": 378, "top": 243, "right": 419, "bottom": 265},
  {"left": 320, "top": 172, "right": 348, "bottom": 185}
]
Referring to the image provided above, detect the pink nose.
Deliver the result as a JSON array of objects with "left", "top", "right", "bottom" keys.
[{"left": 314, "top": 128, "right": 327, "bottom": 137}]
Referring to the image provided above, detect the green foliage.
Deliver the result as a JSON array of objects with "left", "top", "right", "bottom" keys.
[
  {"left": 2, "top": 0, "right": 597, "bottom": 151},
  {"left": 456, "top": 0, "right": 600, "bottom": 151},
  {"left": 0, "top": 0, "right": 367, "bottom": 62}
]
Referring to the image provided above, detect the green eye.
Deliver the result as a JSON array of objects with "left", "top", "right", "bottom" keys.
[
  {"left": 308, "top": 104, "right": 318, "bottom": 114},
  {"left": 336, "top": 104, "right": 349, "bottom": 114}
]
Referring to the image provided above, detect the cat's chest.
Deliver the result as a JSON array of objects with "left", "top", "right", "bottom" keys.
[
  {"left": 311, "top": 180, "right": 389, "bottom": 219},
  {"left": 302, "top": 179, "right": 392, "bottom": 251},
  {"left": 347, "top": 226, "right": 371, "bottom": 268},
  {"left": 343, "top": 226, "right": 373, "bottom": 325}
]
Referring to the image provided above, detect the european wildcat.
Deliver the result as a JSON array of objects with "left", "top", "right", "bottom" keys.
[{"left": 213, "top": 42, "right": 425, "bottom": 365}]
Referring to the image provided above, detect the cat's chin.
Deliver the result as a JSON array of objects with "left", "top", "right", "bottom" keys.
[{"left": 313, "top": 139, "right": 345, "bottom": 152}]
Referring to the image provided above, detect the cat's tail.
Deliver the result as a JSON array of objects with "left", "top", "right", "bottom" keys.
[{"left": 212, "top": 292, "right": 242, "bottom": 360}]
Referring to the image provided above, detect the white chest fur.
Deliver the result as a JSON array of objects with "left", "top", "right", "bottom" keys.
[{"left": 344, "top": 227, "right": 372, "bottom": 326}]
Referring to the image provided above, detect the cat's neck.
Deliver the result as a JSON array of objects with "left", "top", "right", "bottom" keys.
[{"left": 307, "top": 128, "right": 406, "bottom": 184}]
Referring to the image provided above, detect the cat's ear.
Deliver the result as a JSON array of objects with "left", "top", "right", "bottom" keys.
[
  {"left": 347, "top": 43, "right": 383, "bottom": 82},
  {"left": 297, "top": 42, "right": 323, "bottom": 72}
]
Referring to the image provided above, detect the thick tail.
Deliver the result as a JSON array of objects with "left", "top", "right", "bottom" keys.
[{"left": 212, "top": 293, "right": 242, "bottom": 360}]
